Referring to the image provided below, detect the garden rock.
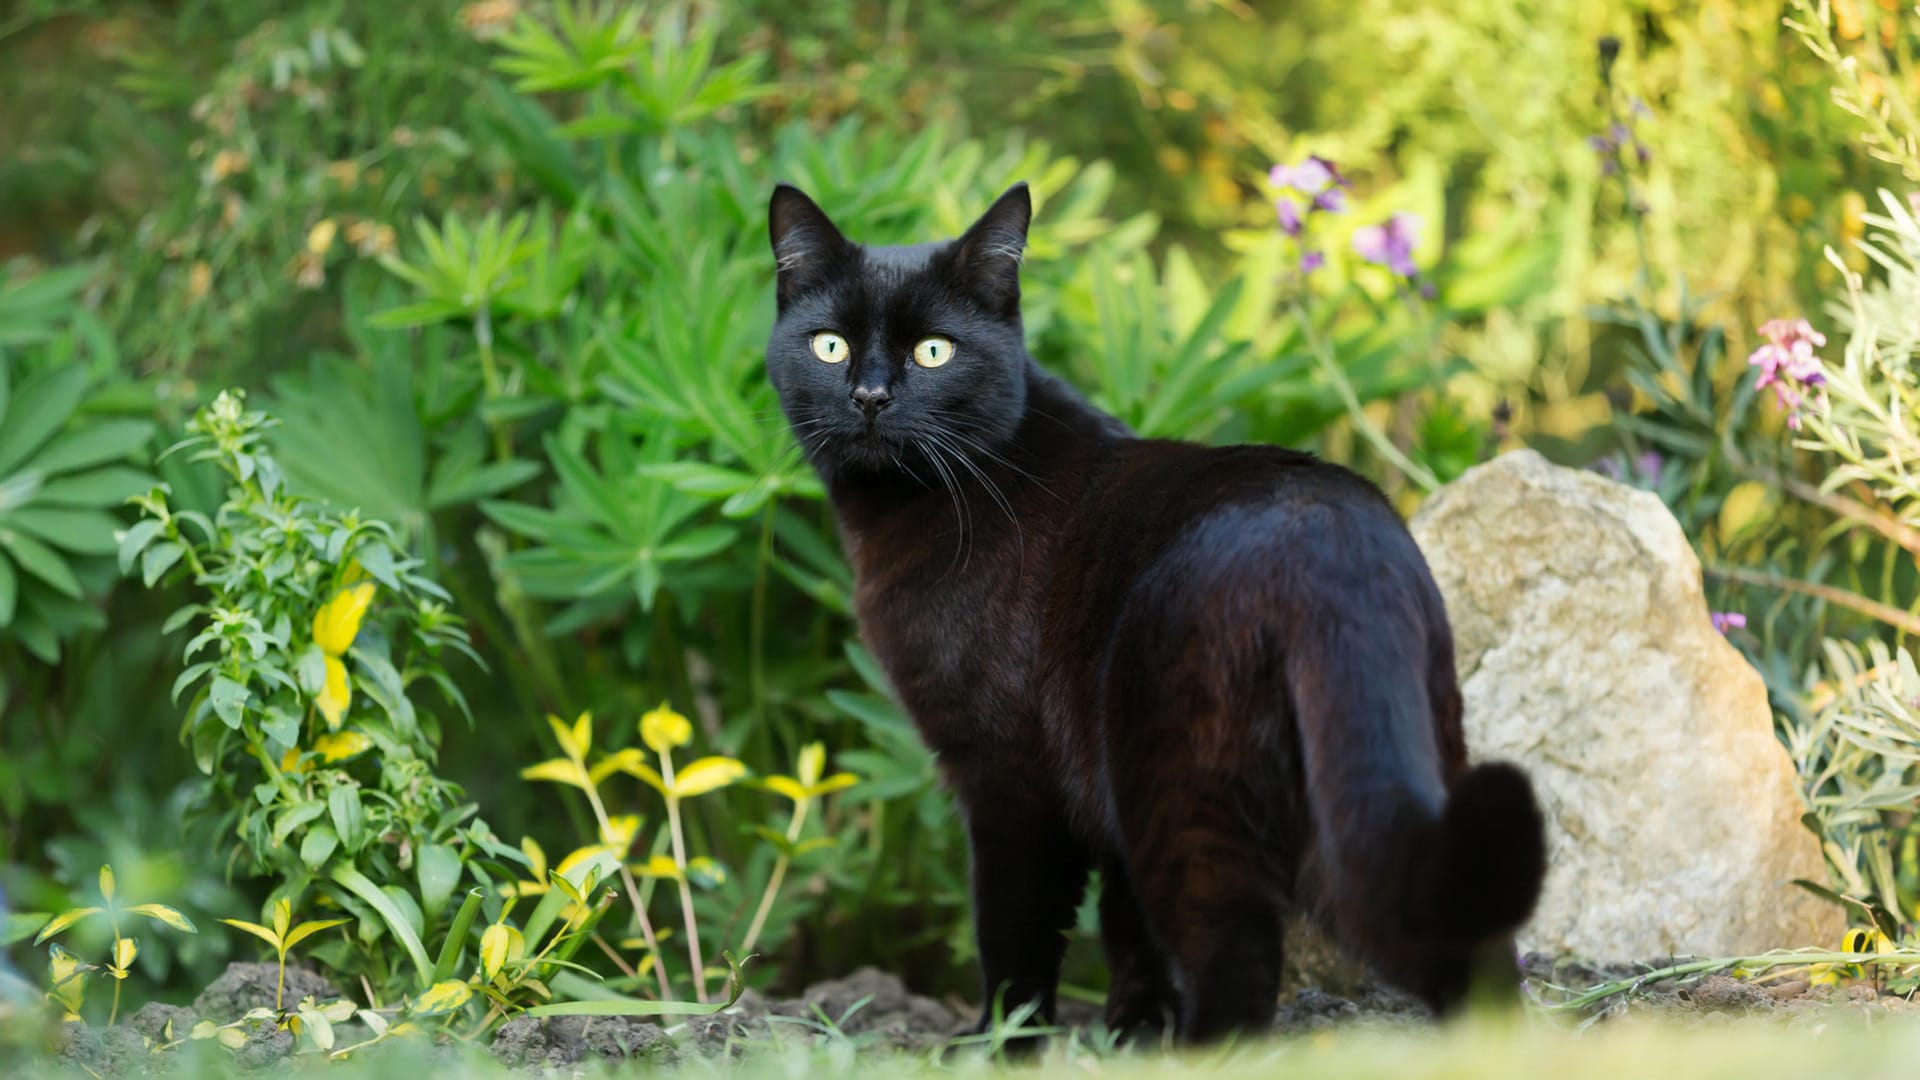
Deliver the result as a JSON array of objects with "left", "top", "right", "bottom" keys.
[
  {"left": 128, "top": 1002, "right": 197, "bottom": 1043},
  {"left": 1409, "top": 450, "right": 1841, "bottom": 960},
  {"left": 490, "top": 1014, "right": 678, "bottom": 1069},
  {"left": 192, "top": 962, "right": 342, "bottom": 1021},
  {"left": 769, "top": 967, "right": 961, "bottom": 1048}
]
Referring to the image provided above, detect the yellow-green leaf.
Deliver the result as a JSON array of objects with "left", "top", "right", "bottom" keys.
[
  {"left": 217, "top": 1026, "right": 248, "bottom": 1050},
  {"left": 190, "top": 1020, "right": 219, "bottom": 1040},
  {"left": 639, "top": 703, "right": 691, "bottom": 753},
  {"left": 283, "top": 918, "right": 351, "bottom": 951},
  {"left": 98, "top": 865, "right": 116, "bottom": 905},
  {"left": 763, "top": 776, "right": 807, "bottom": 804},
  {"left": 317, "top": 655, "right": 352, "bottom": 731},
  {"left": 671, "top": 756, "right": 746, "bottom": 798},
  {"left": 318, "top": 999, "right": 356, "bottom": 1023},
  {"left": 410, "top": 979, "right": 474, "bottom": 1017},
  {"left": 298, "top": 1004, "right": 336, "bottom": 1051},
  {"left": 125, "top": 903, "right": 198, "bottom": 934},
  {"left": 313, "top": 730, "right": 373, "bottom": 763},
  {"left": 547, "top": 869, "right": 584, "bottom": 906},
  {"left": 613, "top": 756, "right": 666, "bottom": 795},
  {"left": 479, "top": 923, "right": 524, "bottom": 981},
  {"left": 272, "top": 898, "right": 292, "bottom": 941},
  {"left": 520, "top": 757, "right": 591, "bottom": 790},
  {"left": 1717, "top": 480, "right": 1777, "bottom": 544},
  {"left": 111, "top": 936, "right": 138, "bottom": 977},
  {"left": 521, "top": 836, "right": 547, "bottom": 878},
  {"left": 589, "top": 748, "right": 647, "bottom": 786},
  {"left": 600, "top": 814, "right": 641, "bottom": 848},
  {"left": 634, "top": 854, "right": 681, "bottom": 881},
  {"left": 219, "top": 918, "right": 282, "bottom": 950},
  {"left": 34, "top": 906, "right": 103, "bottom": 944},
  {"left": 797, "top": 742, "right": 826, "bottom": 787},
  {"left": 808, "top": 772, "right": 858, "bottom": 798},
  {"left": 313, "top": 582, "right": 376, "bottom": 657},
  {"left": 547, "top": 712, "right": 590, "bottom": 761},
  {"left": 47, "top": 943, "right": 88, "bottom": 1014}
]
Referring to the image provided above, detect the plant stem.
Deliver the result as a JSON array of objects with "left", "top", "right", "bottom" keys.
[
  {"left": 749, "top": 507, "right": 773, "bottom": 729},
  {"left": 1540, "top": 948, "right": 1920, "bottom": 1012},
  {"left": 658, "top": 753, "right": 708, "bottom": 1002},
  {"left": 739, "top": 797, "right": 810, "bottom": 956},
  {"left": 578, "top": 778, "right": 673, "bottom": 999},
  {"left": 474, "top": 303, "right": 512, "bottom": 463},
  {"left": 1705, "top": 564, "right": 1920, "bottom": 637},
  {"left": 1288, "top": 300, "right": 1439, "bottom": 491}
]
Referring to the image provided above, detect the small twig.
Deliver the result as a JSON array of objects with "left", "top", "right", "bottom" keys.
[{"left": 1706, "top": 564, "right": 1920, "bottom": 637}]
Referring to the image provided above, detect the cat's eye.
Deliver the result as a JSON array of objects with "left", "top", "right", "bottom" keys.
[
  {"left": 913, "top": 336, "right": 955, "bottom": 369},
  {"left": 811, "top": 331, "right": 850, "bottom": 363}
]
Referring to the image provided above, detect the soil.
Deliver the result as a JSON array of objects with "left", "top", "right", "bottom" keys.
[{"left": 35, "top": 955, "right": 1920, "bottom": 1076}]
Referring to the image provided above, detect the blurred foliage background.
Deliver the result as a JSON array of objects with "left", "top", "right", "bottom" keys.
[{"left": 3, "top": 0, "right": 1919, "bottom": 1011}]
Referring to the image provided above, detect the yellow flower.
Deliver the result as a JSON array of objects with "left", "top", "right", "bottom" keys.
[
  {"left": 313, "top": 583, "right": 375, "bottom": 657},
  {"left": 316, "top": 654, "right": 352, "bottom": 731},
  {"left": 639, "top": 703, "right": 691, "bottom": 753}
]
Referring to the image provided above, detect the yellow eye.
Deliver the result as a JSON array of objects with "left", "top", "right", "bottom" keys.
[
  {"left": 913, "top": 336, "right": 954, "bottom": 368},
  {"left": 811, "top": 331, "right": 849, "bottom": 363}
]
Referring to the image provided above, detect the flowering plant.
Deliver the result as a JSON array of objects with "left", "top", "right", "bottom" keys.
[{"left": 124, "top": 390, "right": 520, "bottom": 999}]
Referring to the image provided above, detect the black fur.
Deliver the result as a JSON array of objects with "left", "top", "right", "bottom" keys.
[{"left": 765, "top": 182, "right": 1547, "bottom": 1043}]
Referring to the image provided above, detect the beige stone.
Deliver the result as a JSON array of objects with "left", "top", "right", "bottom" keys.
[{"left": 1408, "top": 449, "right": 1841, "bottom": 960}]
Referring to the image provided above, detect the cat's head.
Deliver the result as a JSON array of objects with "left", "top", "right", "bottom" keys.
[{"left": 764, "top": 182, "right": 1033, "bottom": 477}]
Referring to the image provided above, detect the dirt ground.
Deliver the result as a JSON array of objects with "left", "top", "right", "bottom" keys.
[{"left": 39, "top": 953, "right": 1920, "bottom": 1076}]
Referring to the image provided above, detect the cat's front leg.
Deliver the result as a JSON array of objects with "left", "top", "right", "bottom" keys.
[{"left": 957, "top": 787, "right": 1089, "bottom": 1040}]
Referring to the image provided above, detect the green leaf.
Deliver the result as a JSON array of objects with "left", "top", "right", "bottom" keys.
[
  {"left": 218, "top": 918, "right": 281, "bottom": 950},
  {"left": 8, "top": 507, "right": 121, "bottom": 555},
  {"left": 329, "top": 864, "right": 434, "bottom": 986},
  {"left": 141, "top": 541, "right": 185, "bottom": 586},
  {"left": 273, "top": 801, "right": 328, "bottom": 846},
  {"left": 209, "top": 675, "right": 248, "bottom": 729},
  {"left": 0, "top": 555, "right": 14, "bottom": 627},
  {"left": 25, "top": 419, "right": 154, "bottom": 476},
  {"left": 301, "top": 824, "right": 339, "bottom": 869},
  {"left": 328, "top": 786, "right": 366, "bottom": 853},
  {"left": 432, "top": 889, "right": 485, "bottom": 985},
  {"left": 416, "top": 844, "right": 461, "bottom": 922},
  {"left": 526, "top": 951, "right": 748, "bottom": 1018},
  {"left": 3, "top": 911, "right": 49, "bottom": 945},
  {"left": 0, "top": 528, "right": 80, "bottom": 597},
  {"left": 116, "top": 518, "right": 163, "bottom": 574},
  {"left": 36, "top": 466, "right": 153, "bottom": 508},
  {"left": 0, "top": 365, "right": 86, "bottom": 476}
]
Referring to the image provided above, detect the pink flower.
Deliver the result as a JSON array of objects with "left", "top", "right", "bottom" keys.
[
  {"left": 1710, "top": 612, "right": 1746, "bottom": 634},
  {"left": 1276, "top": 196, "right": 1304, "bottom": 236},
  {"left": 1749, "top": 318, "right": 1827, "bottom": 429},
  {"left": 1354, "top": 212, "right": 1421, "bottom": 277}
]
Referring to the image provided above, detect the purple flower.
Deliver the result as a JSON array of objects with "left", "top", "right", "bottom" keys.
[
  {"left": 1635, "top": 450, "right": 1664, "bottom": 485},
  {"left": 1275, "top": 196, "right": 1303, "bottom": 236},
  {"left": 1300, "top": 250, "right": 1325, "bottom": 273},
  {"left": 1710, "top": 612, "right": 1747, "bottom": 634},
  {"left": 1313, "top": 187, "right": 1347, "bottom": 213},
  {"left": 1270, "top": 154, "right": 1345, "bottom": 196},
  {"left": 1749, "top": 317, "right": 1828, "bottom": 428},
  {"left": 1353, "top": 212, "right": 1421, "bottom": 277}
]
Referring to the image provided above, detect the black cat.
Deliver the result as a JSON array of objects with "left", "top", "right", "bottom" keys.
[{"left": 764, "top": 180, "right": 1546, "bottom": 1043}]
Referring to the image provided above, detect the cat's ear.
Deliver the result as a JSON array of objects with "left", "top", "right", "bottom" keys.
[
  {"left": 769, "top": 184, "right": 852, "bottom": 306},
  {"left": 953, "top": 182, "right": 1031, "bottom": 313}
]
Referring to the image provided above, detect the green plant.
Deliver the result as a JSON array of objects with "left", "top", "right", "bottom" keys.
[
  {"left": 123, "top": 389, "right": 519, "bottom": 1000},
  {"left": 28, "top": 864, "right": 196, "bottom": 1025},
  {"left": 217, "top": 897, "right": 347, "bottom": 1011},
  {"left": 0, "top": 269, "right": 155, "bottom": 663}
]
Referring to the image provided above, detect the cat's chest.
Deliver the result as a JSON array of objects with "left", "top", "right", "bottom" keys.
[{"left": 848, "top": 542, "right": 1042, "bottom": 755}]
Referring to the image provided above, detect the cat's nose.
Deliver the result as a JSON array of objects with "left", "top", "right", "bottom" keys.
[{"left": 851, "top": 385, "right": 892, "bottom": 420}]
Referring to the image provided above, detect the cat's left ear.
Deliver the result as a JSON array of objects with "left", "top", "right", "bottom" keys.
[{"left": 953, "top": 182, "right": 1031, "bottom": 313}]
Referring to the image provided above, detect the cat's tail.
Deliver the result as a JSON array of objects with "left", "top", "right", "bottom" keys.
[{"left": 1287, "top": 641, "right": 1545, "bottom": 1003}]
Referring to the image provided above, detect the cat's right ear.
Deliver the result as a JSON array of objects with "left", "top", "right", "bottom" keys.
[{"left": 769, "top": 184, "right": 852, "bottom": 307}]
